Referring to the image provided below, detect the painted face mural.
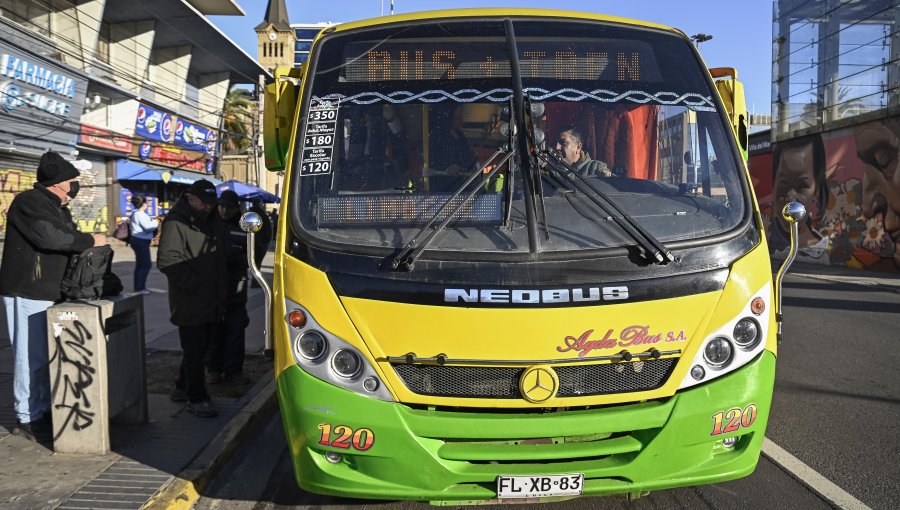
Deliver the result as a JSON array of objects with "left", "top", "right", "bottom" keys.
[
  {"left": 769, "top": 134, "right": 830, "bottom": 262},
  {"left": 756, "top": 117, "right": 899, "bottom": 271},
  {"left": 854, "top": 119, "right": 900, "bottom": 267}
]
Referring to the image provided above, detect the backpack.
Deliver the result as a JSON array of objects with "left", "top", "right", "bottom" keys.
[{"left": 61, "top": 245, "right": 124, "bottom": 300}]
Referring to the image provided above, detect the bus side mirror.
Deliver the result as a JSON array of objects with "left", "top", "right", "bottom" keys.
[
  {"left": 709, "top": 67, "right": 749, "bottom": 162},
  {"left": 263, "top": 66, "right": 303, "bottom": 171}
]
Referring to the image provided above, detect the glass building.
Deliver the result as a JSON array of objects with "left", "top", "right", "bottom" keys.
[
  {"left": 292, "top": 22, "right": 334, "bottom": 65},
  {"left": 760, "top": 0, "right": 900, "bottom": 272},
  {"left": 773, "top": 0, "right": 899, "bottom": 140}
]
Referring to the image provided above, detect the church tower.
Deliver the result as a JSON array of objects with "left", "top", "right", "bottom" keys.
[{"left": 255, "top": 0, "right": 295, "bottom": 72}]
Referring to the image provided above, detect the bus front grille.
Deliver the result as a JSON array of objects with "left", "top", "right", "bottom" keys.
[{"left": 392, "top": 359, "right": 677, "bottom": 399}]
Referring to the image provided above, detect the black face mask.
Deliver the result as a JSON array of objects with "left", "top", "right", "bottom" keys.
[{"left": 66, "top": 181, "right": 80, "bottom": 199}]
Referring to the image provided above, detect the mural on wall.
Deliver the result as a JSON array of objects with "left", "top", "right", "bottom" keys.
[
  {"left": 1, "top": 163, "right": 107, "bottom": 238},
  {"left": 68, "top": 161, "right": 108, "bottom": 234},
  {"left": 0, "top": 168, "right": 33, "bottom": 238},
  {"left": 754, "top": 117, "right": 899, "bottom": 271}
]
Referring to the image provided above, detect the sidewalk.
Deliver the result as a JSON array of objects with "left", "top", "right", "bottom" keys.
[
  {"left": 0, "top": 241, "right": 277, "bottom": 510},
  {"left": 785, "top": 260, "right": 900, "bottom": 293}
]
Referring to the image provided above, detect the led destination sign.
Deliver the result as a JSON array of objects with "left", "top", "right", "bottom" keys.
[{"left": 342, "top": 40, "right": 659, "bottom": 83}]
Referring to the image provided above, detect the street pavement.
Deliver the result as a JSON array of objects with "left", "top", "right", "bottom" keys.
[{"left": 0, "top": 240, "right": 275, "bottom": 510}]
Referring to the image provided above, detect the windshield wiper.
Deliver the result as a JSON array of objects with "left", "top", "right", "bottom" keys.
[
  {"left": 505, "top": 18, "right": 540, "bottom": 252},
  {"left": 390, "top": 147, "right": 515, "bottom": 271},
  {"left": 538, "top": 150, "right": 675, "bottom": 264},
  {"left": 523, "top": 96, "right": 549, "bottom": 240}
]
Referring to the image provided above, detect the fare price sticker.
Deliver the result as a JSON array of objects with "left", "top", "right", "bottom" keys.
[{"left": 301, "top": 104, "right": 338, "bottom": 176}]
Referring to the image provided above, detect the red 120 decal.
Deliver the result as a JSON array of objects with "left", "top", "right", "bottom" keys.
[
  {"left": 317, "top": 423, "right": 375, "bottom": 451},
  {"left": 711, "top": 404, "right": 758, "bottom": 436}
]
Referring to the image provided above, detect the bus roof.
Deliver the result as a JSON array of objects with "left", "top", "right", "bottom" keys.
[{"left": 328, "top": 8, "right": 683, "bottom": 38}]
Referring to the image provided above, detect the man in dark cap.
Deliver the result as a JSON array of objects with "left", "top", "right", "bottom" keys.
[
  {"left": 206, "top": 190, "right": 250, "bottom": 385},
  {"left": 0, "top": 151, "right": 107, "bottom": 442},
  {"left": 157, "top": 179, "right": 226, "bottom": 418}
]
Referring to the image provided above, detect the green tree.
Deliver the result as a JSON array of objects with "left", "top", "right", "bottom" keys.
[{"left": 222, "top": 88, "right": 254, "bottom": 152}]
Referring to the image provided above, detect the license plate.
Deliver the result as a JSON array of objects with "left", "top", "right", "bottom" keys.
[{"left": 496, "top": 474, "right": 584, "bottom": 499}]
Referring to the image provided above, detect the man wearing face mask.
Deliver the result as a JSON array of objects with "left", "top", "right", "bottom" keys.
[
  {"left": 156, "top": 179, "right": 227, "bottom": 418},
  {"left": 0, "top": 151, "right": 107, "bottom": 443}
]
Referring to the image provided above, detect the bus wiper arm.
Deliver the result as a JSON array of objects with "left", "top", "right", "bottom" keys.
[
  {"left": 538, "top": 150, "right": 674, "bottom": 264},
  {"left": 523, "top": 96, "right": 549, "bottom": 240},
  {"left": 391, "top": 147, "right": 514, "bottom": 271}
]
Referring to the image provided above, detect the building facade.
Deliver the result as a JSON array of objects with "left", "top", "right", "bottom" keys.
[
  {"left": 292, "top": 22, "right": 332, "bottom": 66},
  {"left": 762, "top": 0, "right": 900, "bottom": 272},
  {"left": 0, "top": 0, "right": 268, "bottom": 240}
]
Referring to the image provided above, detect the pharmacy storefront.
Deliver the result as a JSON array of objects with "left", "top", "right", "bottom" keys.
[{"left": 0, "top": 29, "right": 88, "bottom": 239}]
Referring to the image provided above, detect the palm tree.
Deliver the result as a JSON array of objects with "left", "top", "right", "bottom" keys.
[{"left": 222, "top": 88, "right": 254, "bottom": 152}]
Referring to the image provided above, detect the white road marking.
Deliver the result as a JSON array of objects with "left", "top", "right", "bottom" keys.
[{"left": 763, "top": 438, "right": 873, "bottom": 510}]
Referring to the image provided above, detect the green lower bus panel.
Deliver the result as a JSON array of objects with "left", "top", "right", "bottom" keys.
[{"left": 276, "top": 351, "right": 775, "bottom": 502}]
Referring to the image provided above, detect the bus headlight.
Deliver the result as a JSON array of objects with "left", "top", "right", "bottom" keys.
[
  {"left": 679, "top": 283, "right": 772, "bottom": 389},
  {"left": 297, "top": 331, "right": 327, "bottom": 361},
  {"left": 284, "top": 299, "right": 395, "bottom": 402},
  {"left": 733, "top": 318, "right": 761, "bottom": 350},
  {"left": 331, "top": 349, "right": 362, "bottom": 378},
  {"left": 703, "top": 338, "right": 733, "bottom": 368}
]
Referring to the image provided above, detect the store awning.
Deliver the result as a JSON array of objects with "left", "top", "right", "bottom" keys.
[
  {"left": 217, "top": 179, "right": 281, "bottom": 203},
  {"left": 116, "top": 160, "right": 222, "bottom": 185}
]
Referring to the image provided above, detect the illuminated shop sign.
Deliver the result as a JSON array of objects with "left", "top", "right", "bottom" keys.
[
  {"left": 132, "top": 102, "right": 217, "bottom": 173},
  {"left": 0, "top": 53, "right": 78, "bottom": 117},
  {"left": 134, "top": 103, "right": 217, "bottom": 154},
  {"left": 0, "top": 40, "right": 87, "bottom": 155}
]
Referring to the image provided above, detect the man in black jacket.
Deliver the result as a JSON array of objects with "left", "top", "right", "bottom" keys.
[
  {"left": 157, "top": 179, "right": 226, "bottom": 418},
  {"left": 0, "top": 151, "right": 107, "bottom": 442},
  {"left": 206, "top": 190, "right": 250, "bottom": 385}
]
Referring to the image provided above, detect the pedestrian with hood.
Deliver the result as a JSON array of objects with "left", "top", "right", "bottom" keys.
[
  {"left": 157, "top": 179, "right": 226, "bottom": 418},
  {"left": 206, "top": 190, "right": 250, "bottom": 385},
  {"left": 0, "top": 151, "right": 107, "bottom": 442}
]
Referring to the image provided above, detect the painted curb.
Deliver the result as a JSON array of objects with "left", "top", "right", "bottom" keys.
[{"left": 141, "top": 376, "right": 278, "bottom": 510}]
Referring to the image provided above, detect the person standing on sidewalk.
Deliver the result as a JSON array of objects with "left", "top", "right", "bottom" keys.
[
  {"left": 157, "top": 179, "right": 226, "bottom": 418},
  {"left": 0, "top": 151, "right": 107, "bottom": 442},
  {"left": 206, "top": 190, "right": 250, "bottom": 385},
  {"left": 128, "top": 195, "right": 158, "bottom": 295}
]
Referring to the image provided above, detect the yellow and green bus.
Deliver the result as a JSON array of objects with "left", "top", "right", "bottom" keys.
[{"left": 250, "top": 8, "right": 804, "bottom": 503}]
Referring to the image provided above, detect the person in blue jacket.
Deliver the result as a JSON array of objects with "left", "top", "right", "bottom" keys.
[{"left": 128, "top": 195, "right": 159, "bottom": 294}]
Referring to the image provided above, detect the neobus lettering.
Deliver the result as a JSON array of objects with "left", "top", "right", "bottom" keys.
[{"left": 444, "top": 286, "right": 629, "bottom": 304}]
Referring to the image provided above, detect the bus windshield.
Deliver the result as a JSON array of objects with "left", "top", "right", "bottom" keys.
[{"left": 294, "top": 18, "right": 747, "bottom": 258}]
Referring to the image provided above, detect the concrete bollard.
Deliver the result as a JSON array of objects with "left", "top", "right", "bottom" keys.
[{"left": 46, "top": 294, "right": 148, "bottom": 454}]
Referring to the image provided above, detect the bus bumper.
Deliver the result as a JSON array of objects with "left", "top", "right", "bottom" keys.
[{"left": 276, "top": 351, "right": 775, "bottom": 502}]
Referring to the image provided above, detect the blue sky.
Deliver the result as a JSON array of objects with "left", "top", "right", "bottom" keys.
[{"left": 212, "top": 1, "right": 774, "bottom": 114}]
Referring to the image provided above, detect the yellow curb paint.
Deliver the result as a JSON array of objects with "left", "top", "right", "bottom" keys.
[{"left": 141, "top": 477, "right": 202, "bottom": 510}]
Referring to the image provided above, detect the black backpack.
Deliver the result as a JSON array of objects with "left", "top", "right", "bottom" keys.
[{"left": 61, "top": 245, "right": 124, "bottom": 300}]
